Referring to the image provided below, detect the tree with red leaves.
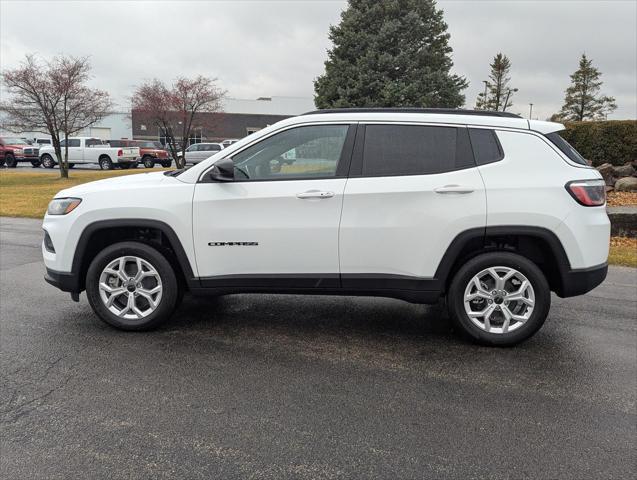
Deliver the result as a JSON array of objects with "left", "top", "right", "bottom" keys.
[
  {"left": 1, "top": 54, "right": 112, "bottom": 178},
  {"left": 132, "top": 76, "right": 225, "bottom": 169}
]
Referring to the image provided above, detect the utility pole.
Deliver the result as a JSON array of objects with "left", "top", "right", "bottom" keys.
[
  {"left": 529, "top": 103, "right": 533, "bottom": 119},
  {"left": 502, "top": 88, "right": 519, "bottom": 112}
]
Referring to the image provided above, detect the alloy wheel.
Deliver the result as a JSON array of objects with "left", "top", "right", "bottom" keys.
[
  {"left": 98, "top": 256, "right": 163, "bottom": 320},
  {"left": 463, "top": 266, "right": 535, "bottom": 334}
]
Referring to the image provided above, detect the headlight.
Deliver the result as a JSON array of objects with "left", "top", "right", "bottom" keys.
[{"left": 47, "top": 197, "right": 82, "bottom": 215}]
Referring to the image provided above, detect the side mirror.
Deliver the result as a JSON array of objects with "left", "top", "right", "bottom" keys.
[{"left": 209, "top": 157, "right": 234, "bottom": 182}]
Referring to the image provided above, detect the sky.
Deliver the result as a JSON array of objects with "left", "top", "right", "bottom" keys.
[{"left": 1, "top": 0, "right": 635, "bottom": 120}]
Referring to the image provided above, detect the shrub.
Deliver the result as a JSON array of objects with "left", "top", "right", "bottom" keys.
[{"left": 560, "top": 120, "right": 637, "bottom": 167}]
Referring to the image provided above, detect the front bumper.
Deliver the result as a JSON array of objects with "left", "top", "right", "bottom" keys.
[
  {"left": 557, "top": 262, "right": 608, "bottom": 297},
  {"left": 45, "top": 267, "right": 81, "bottom": 293},
  {"left": 15, "top": 154, "right": 39, "bottom": 161}
]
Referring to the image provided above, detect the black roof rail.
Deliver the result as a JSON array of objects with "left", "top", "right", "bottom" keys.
[{"left": 301, "top": 108, "right": 522, "bottom": 119}]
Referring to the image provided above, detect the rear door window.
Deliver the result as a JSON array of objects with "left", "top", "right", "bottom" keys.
[{"left": 362, "top": 125, "right": 474, "bottom": 176}]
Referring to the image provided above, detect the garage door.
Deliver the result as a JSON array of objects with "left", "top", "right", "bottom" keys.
[{"left": 90, "top": 127, "right": 111, "bottom": 140}]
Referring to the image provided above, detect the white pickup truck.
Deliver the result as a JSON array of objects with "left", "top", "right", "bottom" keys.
[{"left": 39, "top": 137, "right": 140, "bottom": 170}]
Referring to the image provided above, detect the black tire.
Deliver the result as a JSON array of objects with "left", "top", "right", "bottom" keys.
[
  {"left": 85, "top": 241, "right": 179, "bottom": 331},
  {"left": 447, "top": 252, "right": 550, "bottom": 347},
  {"left": 99, "top": 156, "right": 113, "bottom": 170},
  {"left": 5, "top": 154, "right": 17, "bottom": 168},
  {"left": 41, "top": 154, "right": 56, "bottom": 169},
  {"left": 31, "top": 160, "right": 42, "bottom": 168},
  {"left": 142, "top": 156, "right": 155, "bottom": 168},
  {"left": 161, "top": 160, "right": 172, "bottom": 168},
  {"left": 68, "top": 163, "right": 75, "bottom": 169}
]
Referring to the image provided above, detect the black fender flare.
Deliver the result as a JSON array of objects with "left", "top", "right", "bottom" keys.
[{"left": 69, "top": 219, "right": 197, "bottom": 292}]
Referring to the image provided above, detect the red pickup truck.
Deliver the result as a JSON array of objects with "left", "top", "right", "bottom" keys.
[
  {"left": 108, "top": 140, "right": 172, "bottom": 168},
  {"left": 0, "top": 137, "right": 41, "bottom": 167}
]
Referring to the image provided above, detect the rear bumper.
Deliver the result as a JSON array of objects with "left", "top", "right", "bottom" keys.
[
  {"left": 45, "top": 268, "right": 80, "bottom": 293},
  {"left": 557, "top": 262, "right": 608, "bottom": 298}
]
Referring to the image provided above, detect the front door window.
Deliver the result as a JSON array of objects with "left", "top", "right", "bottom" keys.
[{"left": 231, "top": 125, "right": 349, "bottom": 181}]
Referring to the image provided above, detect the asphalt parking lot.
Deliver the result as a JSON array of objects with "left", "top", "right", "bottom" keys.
[{"left": 1, "top": 217, "right": 635, "bottom": 479}]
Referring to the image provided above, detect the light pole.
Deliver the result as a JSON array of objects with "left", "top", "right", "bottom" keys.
[
  {"left": 529, "top": 103, "right": 533, "bottom": 119},
  {"left": 502, "top": 88, "right": 519, "bottom": 112}
]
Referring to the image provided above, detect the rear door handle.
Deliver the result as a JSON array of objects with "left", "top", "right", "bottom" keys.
[
  {"left": 296, "top": 190, "right": 335, "bottom": 199},
  {"left": 434, "top": 185, "right": 474, "bottom": 194}
]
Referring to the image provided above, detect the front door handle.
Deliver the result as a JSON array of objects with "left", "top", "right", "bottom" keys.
[
  {"left": 296, "top": 190, "right": 335, "bottom": 199},
  {"left": 434, "top": 185, "right": 474, "bottom": 194}
]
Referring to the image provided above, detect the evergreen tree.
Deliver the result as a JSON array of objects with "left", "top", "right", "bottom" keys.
[
  {"left": 314, "top": 0, "right": 467, "bottom": 109},
  {"left": 558, "top": 54, "right": 616, "bottom": 121},
  {"left": 475, "top": 53, "right": 516, "bottom": 111}
]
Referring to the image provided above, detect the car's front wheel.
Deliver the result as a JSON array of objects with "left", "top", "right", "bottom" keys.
[
  {"left": 447, "top": 252, "right": 550, "bottom": 347},
  {"left": 85, "top": 242, "right": 179, "bottom": 331},
  {"left": 142, "top": 156, "right": 155, "bottom": 168},
  {"left": 41, "top": 154, "right": 56, "bottom": 169}
]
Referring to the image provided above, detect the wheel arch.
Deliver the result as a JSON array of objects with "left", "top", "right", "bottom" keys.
[
  {"left": 71, "top": 219, "right": 197, "bottom": 293},
  {"left": 435, "top": 226, "right": 573, "bottom": 297}
]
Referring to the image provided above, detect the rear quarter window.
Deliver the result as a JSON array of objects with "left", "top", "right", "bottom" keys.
[
  {"left": 544, "top": 132, "right": 588, "bottom": 166},
  {"left": 468, "top": 128, "right": 503, "bottom": 165}
]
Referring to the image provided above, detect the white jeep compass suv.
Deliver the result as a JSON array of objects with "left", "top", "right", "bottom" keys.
[{"left": 42, "top": 109, "right": 609, "bottom": 346}]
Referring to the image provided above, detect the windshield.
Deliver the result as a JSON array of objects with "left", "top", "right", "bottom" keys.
[
  {"left": 139, "top": 141, "right": 158, "bottom": 148},
  {"left": 545, "top": 132, "right": 588, "bottom": 166},
  {"left": 3, "top": 137, "right": 30, "bottom": 145}
]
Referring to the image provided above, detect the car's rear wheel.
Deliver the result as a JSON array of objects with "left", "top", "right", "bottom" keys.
[
  {"left": 5, "top": 154, "right": 17, "bottom": 168},
  {"left": 447, "top": 252, "right": 550, "bottom": 347},
  {"left": 99, "top": 156, "right": 113, "bottom": 170},
  {"left": 142, "top": 156, "right": 155, "bottom": 168},
  {"left": 161, "top": 160, "right": 172, "bottom": 168},
  {"left": 41, "top": 154, "right": 56, "bottom": 169},
  {"left": 85, "top": 242, "right": 179, "bottom": 331}
]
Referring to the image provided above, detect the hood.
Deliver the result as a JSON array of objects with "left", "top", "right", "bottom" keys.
[{"left": 55, "top": 171, "right": 170, "bottom": 198}]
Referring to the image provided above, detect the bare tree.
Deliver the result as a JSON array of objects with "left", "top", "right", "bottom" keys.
[
  {"left": 1, "top": 54, "right": 112, "bottom": 178},
  {"left": 132, "top": 76, "right": 225, "bottom": 169}
]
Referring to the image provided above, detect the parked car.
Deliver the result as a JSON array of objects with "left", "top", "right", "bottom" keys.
[
  {"left": 39, "top": 137, "right": 140, "bottom": 170},
  {"left": 178, "top": 142, "right": 224, "bottom": 164},
  {"left": 108, "top": 140, "right": 171, "bottom": 168},
  {"left": 222, "top": 139, "right": 239, "bottom": 147},
  {"left": 0, "top": 136, "right": 41, "bottom": 167},
  {"left": 42, "top": 108, "right": 609, "bottom": 346}
]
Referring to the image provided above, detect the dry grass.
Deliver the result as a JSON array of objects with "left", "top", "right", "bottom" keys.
[
  {"left": 609, "top": 237, "right": 637, "bottom": 268},
  {"left": 607, "top": 191, "right": 637, "bottom": 207},
  {"left": 0, "top": 169, "right": 167, "bottom": 219}
]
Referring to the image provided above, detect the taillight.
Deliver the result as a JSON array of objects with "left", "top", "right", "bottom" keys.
[
  {"left": 117, "top": 149, "right": 123, "bottom": 156},
  {"left": 565, "top": 179, "right": 606, "bottom": 206}
]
